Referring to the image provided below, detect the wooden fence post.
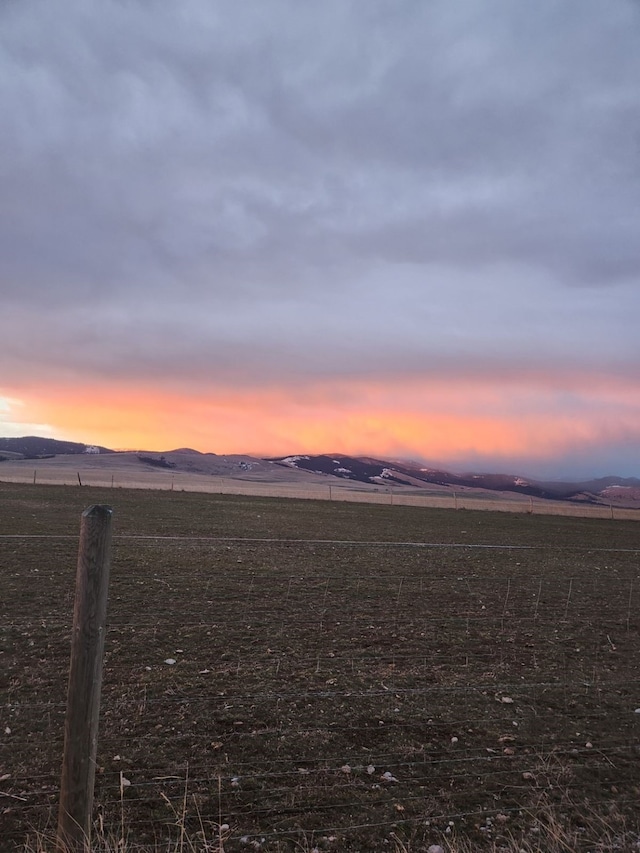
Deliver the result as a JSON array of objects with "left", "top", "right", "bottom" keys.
[{"left": 57, "top": 505, "right": 113, "bottom": 852}]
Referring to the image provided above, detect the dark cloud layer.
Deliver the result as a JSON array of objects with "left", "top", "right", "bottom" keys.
[{"left": 1, "top": 0, "right": 639, "bottom": 387}]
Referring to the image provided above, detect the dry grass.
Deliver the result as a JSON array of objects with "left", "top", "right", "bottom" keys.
[
  {"left": 1, "top": 459, "right": 639, "bottom": 519},
  {"left": 22, "top": 803, "right": 640, "bottom": 853},
  {"left": 19, "top": 767, "right": 640, "bottom": 853}
]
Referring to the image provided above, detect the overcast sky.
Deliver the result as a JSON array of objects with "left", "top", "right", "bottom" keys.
[{"left": 1, "top": 0, "right": 639, "bottom": 477}]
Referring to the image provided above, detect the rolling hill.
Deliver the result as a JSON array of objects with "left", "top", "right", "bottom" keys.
[
  {"left": 268, "top": 453, "right": 640, "bottom": 506},
  {"left": 1, "top": 437, "right": 639, "bottom": 507}
]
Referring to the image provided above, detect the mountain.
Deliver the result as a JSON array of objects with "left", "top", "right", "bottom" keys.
[
  {"left": 1, "top": 437, "right": 638, "bottom": 507},
  {"left": 268, "top": 454, "right": 640, "bottom": 506},
  {"left": 0, "top": 436, "right": 114, "bottom": 459}
]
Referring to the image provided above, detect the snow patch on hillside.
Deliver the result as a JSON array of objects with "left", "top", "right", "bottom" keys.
[{"left": 281, "top": 455, "right": 310, "bottom": 466}]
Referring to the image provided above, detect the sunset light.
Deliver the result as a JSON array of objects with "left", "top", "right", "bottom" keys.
[
  {"left": 3, "top": 5, "right": 640, "bottom": 851},
  {"left": 1, "top": 1, "right": 638, "bottom": 480},
  {"left": 4, "top": 370, "right": 639, "bottom": 477}
]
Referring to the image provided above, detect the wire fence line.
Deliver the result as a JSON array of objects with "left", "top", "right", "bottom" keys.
[
  {"left": 2, "top": 466, "right": 640, "bottom": 520},
  {"left": 3, "top": 531, "right": 640, "bottom": 555}
]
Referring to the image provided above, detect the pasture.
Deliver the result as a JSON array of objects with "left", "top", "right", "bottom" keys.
[{"left": 1, "top": 483, "right": 640, "bottom": 851}]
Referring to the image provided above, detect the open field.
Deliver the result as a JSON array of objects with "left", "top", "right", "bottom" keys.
[
  {"left": 1, "top": 456, "right": 639, "bottom": 520},
  {"left": 2, "top": 483, "right": 640, "bottom": 850}
]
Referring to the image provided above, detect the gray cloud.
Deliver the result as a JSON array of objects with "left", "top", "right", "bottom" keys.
[{"left": 1, "top": 0, "right": 639, "bottom": 386}]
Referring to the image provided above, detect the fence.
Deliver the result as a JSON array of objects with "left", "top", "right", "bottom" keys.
[
  {"left": 1, "top": 464, "right": 638, "bottom": 521},
  {"left": 2, "top": 492, "right": 640, "bottom": 851}
]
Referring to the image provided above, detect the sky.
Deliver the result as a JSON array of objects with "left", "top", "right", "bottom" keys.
[{"left": 1, "top": 0, "right": 639, "bottom": 479}]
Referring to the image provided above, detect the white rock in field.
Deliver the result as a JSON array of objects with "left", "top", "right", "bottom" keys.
[
  {"left": 381, "top": 771, "right": 398, "bottom": 783},
  {"left": 164, "top": 658, "right": 177, "bottom": 665},
  {"left": 340, "top": 764, "right": 351, "bottom": 774},
  {"left": 451, "top": 736, "right": 459, "bottom": 744},
  {"left": 366, "top": 765, "right": 375, "bottom": 775},
  {"left": 635, "top": 708, "right": 640, "bottom": 714},
  {"left": 121, "top": 776, "right": 131, "bottom": 787},
  {"left": 428, "top": 845, "right": 445, "bottom": 853}
]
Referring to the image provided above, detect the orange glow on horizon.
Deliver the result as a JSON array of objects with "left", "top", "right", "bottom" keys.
[{"left": 4, "top": 374, "right": 640, "bottom": 468}]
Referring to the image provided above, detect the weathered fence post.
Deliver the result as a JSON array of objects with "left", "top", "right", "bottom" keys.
[{"left": 57, "top": 505, "right": 113, "bottom": 852}]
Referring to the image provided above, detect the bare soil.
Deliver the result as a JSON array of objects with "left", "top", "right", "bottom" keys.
[{"left": 1, "top": 483, "right": 640, "bottom": 850}]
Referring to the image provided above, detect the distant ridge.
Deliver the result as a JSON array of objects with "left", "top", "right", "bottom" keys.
[
  {"left": 1, "top": 437, "right": 638, "bottom": 508},
  {"left": 268, "top": 453, "right": 640, "bottom": 507},
  {"left": 0, "top": 436, "right": 114, "bottom": 459}
]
